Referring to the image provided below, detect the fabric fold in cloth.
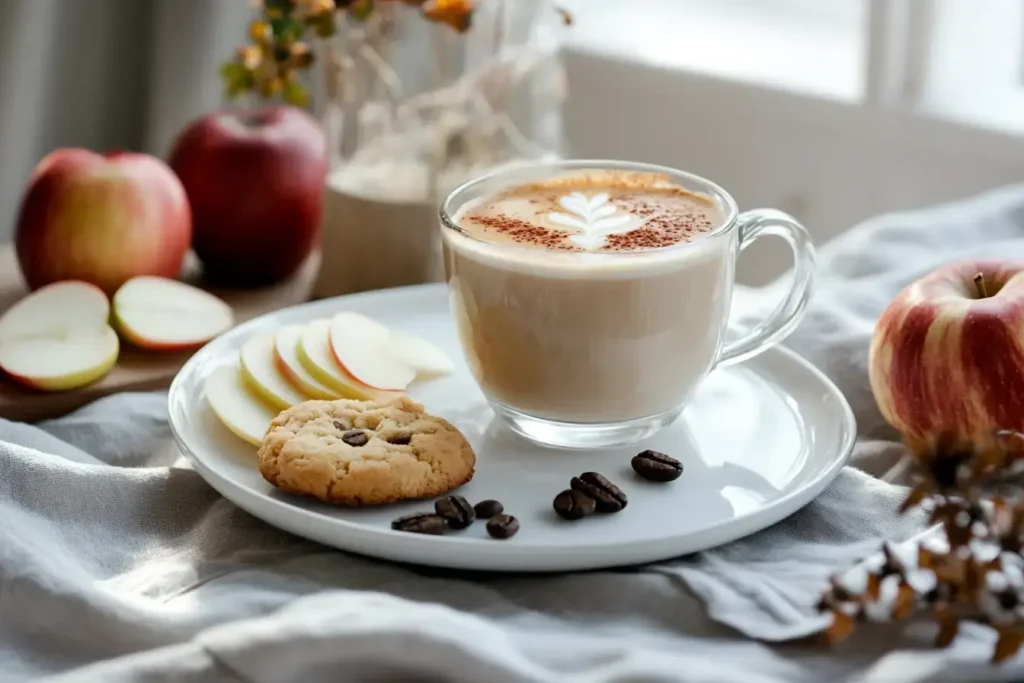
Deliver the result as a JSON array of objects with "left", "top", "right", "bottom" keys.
[{"left": 6, "top": 185, "right": 1024, "bottom": 681}]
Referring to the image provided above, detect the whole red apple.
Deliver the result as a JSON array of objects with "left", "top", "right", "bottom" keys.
[
  {"left": 868, "top": 259, "right": 1024, "bottom": 446},
  {"left": 168, "top": 106, "right": 327, "bottom": 287},
  {"left": 15, "top": 149, "right": 191, "bottom": 294}
]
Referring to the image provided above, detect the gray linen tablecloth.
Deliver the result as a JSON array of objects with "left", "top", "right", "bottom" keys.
[{"left": 5, "top": 186, "right": 1024, "bottom": 682}]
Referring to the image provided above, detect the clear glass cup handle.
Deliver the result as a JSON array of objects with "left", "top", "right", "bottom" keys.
[{"left": 716, "top": 209, "right": 817, "bottom": 366}]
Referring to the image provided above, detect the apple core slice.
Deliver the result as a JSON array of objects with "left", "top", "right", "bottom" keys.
[
  {"left": 205, "top": 364, "right": 278, "bottom": 446},
  {"left": 239, "top": 331, "right": 308, "bottom": 409},
  {"left": 113, "top": 276, "right": 233, "bottom": 351},
  {"left": 329, "top": 312, "right": 416, "bottom": 391},
  {"left": 297, "top": 319, "right": 403, "bottom": 403},
  {"left": 0, "top": 326, "right": 119, "bottom": 391},
  {"left": 274, "top": 324, "right": 339, "bottom": 400},
  {"left": 389, "top": 330, "right": 454, "bottom": 380}
]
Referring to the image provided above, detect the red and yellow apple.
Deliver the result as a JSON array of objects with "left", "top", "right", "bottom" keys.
[
  {"left": 869, "top": 259, "right": 1024, "bottom": 444},
  {"left": 15, "top": 149, "right": 191, "bottom": 294},
  {"left": 168, "top": 106, "right": 327, "bottom": 287}
]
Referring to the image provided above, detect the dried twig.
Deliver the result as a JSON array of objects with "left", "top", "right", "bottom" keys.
[{"left": 819, "top": 430, "right": 1024, "bottom": 664}]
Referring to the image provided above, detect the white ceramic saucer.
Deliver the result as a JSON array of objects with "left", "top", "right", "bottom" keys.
[{"left": 168, "top": 284, "right": 856, "bottom": 572}]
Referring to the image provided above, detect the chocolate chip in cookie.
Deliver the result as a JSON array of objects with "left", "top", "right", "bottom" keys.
[
  {"left": 388, "top": 431, "right": 412, "bottom": 445},
  {"left": 342, "top": 429, "right": 369, "bottom": 446}
]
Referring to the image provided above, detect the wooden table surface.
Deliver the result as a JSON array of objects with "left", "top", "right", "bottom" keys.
[{"left": 0, "top": 245, "right": 319, "bottom": 422}]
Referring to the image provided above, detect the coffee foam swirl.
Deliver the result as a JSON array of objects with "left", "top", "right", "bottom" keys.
[
  {"left": 453, "top": 170, "right": 723, "bottom": 253},
  {"left": 547, "top": 192, "right": 634, "bottom": 248}
]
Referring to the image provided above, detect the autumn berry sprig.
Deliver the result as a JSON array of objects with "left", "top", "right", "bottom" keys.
[
  {"left": 222, "top": 0, "right": 509, "bottom": 107},
  {"left": 819, "top": 430, "right": 1024, "bottom": 663}
]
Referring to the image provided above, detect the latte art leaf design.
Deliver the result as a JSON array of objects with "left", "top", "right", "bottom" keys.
[{"left": 547, "top": 192, "right": 633, "bottom": 248}]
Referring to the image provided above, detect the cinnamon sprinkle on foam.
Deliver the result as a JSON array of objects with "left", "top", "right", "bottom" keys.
[{"left": 455, "top": 170, "right": 723, "bottom": 252}]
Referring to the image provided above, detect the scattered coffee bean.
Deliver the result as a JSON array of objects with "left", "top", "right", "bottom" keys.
[
  {"left": 332, "top": 420, "right": 349, "bottom": 431},
  {"left": 391, "top": 513, "right": 449, "bottom": 535},
  {"left": 434, "top": 495, "right": 475, "bottom": 529},
  {"left": 632, "top": 450, "right": 684, "bottom": 482},
  {"left": 553, "top": 489, "right": 596, "bottom": 520},
  {"left": 571, "top": 472, "right": 627, "bottom": 512},
  {"left": 389, "top": 431, "right": 413, "bottom": 445},
  {"left": 473, "top": 499, "right": 504, "bottom": 518},
  {"left": 486, "top": 514, "right": 520, "bottom": 539},
  {"left": 341, "top": 429, "right": 370, "bottom": 446}
]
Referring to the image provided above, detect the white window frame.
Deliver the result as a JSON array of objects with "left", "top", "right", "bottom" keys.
[{"left": 560, "top": 0, "right": 1024, "bottom": 285}]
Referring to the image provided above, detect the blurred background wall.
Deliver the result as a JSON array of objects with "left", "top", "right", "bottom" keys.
[{"left": 5, "top": 0, "right": 1024, "bottom": 285}]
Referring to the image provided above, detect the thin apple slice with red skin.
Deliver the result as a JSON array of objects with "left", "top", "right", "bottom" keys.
[
  {"left": 205, "top": 364, "right": 277, "bottom": 446},
  {"left": 329, "top": 312, "right": 415, "bottom": 392},
  {"left": 239, "top": 331, "right": 308, "bottom": 409},
  {"left": 298, "top": 319, "right": 403, "bottom": 403},
  {"left": 389, "top": 330, "right": 454, "bottom": 380},
  {"left": 274, "top": 324, "right": 340, "bottom": 400},
  {"left": 113, "top": 276, "right": 233, "bottom": 351},
  {"left": 0, "top": 281, "right": 119, "bottom": 391}
]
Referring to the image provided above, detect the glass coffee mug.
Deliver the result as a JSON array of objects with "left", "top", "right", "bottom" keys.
[{"left": 439, "top": 160, "right": 816, "bottom": 448}]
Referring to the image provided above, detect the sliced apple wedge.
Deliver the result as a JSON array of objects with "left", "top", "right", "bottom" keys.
[
  {"left": 0, "top": 327, "right": 119, "bottom": 391},
  {"left": 113, "top": 276, "right": 233, "bottom": 351},
  {"left": 205, "top": 364, "right": 278, "bottom": 446},
  {"left": 0, "top": 281, "right": 119, "bottom": 391},
  {"left": 297, "top": 319, "right": 403, "bottom": 403},
  {"left": 274, "top": 324, "right": 339, "bottom": 400},
  {"left": 389, "top": 330, "right": 454, "bottom": 380},
  {"left": 239, "top": 331, "right": 308, "bottom": 409},
  {"left": 0, "top": 280, "right": 109, "bottom": 341},
  {"left": 329, "top": 312, "right": 416, "bottom": 391}
]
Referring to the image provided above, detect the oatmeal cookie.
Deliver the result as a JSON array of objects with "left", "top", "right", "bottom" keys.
[{"left": 257, "top": 397, "right": 476, "bottom": 505}]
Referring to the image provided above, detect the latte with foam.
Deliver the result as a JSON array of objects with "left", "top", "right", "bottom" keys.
[
  {"left": 442, "top": 168, "right": 735, "bottom": 425},
  {"left": 454, "top": 170, "right": 723, "bottom": 252}
]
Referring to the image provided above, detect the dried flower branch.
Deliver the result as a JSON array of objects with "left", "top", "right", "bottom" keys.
[
  {"left": 222, "top": 0, "right": 572, "bottom": 107},
  {"left": 819, "top": 430, "right": 1024, "bottom": 664}
]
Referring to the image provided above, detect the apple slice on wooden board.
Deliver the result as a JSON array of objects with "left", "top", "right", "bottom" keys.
[
  {"left": 389, "top": 330, "right": 454, "bottom": 380},
  {"left": 239, "top": 331, "right": 309, "bottom": 409},
  {"left": 205, "top": 364, "right": 278, "bottom": 446},
  {"left": 0, "top": 281, "right": 120, "bottom": 391},
  {"left": 0, "top": 327, "right": 119, "bottom": 392},
  {"left": 329, "top": 312, "right": 416, "bottom": 391},
  {"left": 113, "top": 276, "right": 233, "bottom": 350},
  {"left": 274, "top": 324, "right": 340, "bottom": 400},
  {"left": 297, "top": 319, "right": 403, "bottom": 403}
]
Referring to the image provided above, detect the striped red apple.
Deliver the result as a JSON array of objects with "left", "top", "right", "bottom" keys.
[{"left": 868, "top": 259, "right": 1024, "bottom": 445}]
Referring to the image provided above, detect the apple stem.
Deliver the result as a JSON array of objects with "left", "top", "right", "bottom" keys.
[{"left": 974, "top": 273, "right": 989, "bottom": 299}]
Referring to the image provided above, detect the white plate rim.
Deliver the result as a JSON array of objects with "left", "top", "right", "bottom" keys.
[{"left": 168, "top": 283, "right": 857, "bottom": 572}]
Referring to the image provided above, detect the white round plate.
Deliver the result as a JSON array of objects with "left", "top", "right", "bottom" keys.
[{"left": 169, "top": 284, "right": 856, "bottom": 572}]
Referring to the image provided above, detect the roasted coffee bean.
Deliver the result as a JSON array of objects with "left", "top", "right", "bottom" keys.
[
  {"left": 342, "top": 429, "right": 369, "bottom": 447},
  {"left": 434, "top": 495, "right": 475, "bottom": 529},
  {"left": 390, "top": 513, "right": 449, "bottom": 535},
  {"left": 631, "top": 450, "right": 684, "bottom": 482},
  {"left": 389, "top": 431, "right": 413, "bottom": 445},
  {"left": 486, "top": 514, "right": 520, "bottom": 539},
  {"left": 473, "top": 499, "right": 504, "bottom": 518},
  {"left": 332, "top": 420, "right": 349, "bottom": 431},
  {"left": 571, "top": 472, "right": 627, "bottom": 512},
  {"left": 553, "top": 489, "right": 596, "bottom": 520}
]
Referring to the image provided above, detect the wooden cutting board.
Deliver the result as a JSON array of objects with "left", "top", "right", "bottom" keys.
[{"left": 0, "top": 245, "right": 319, "bottom": 422}]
